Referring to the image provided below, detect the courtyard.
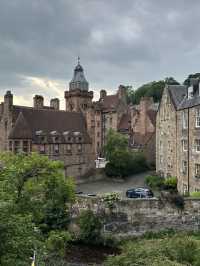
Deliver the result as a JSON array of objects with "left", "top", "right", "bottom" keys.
[{"left": 77, "top": 171, "right": 152, "bottom": 198}]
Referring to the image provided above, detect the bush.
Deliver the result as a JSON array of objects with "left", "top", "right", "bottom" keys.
[
  {"left": 46, "top": 230, "right": 71, "bottom": 257},
  {"left": 78, "top": 210, "right": 102, "bottom": 244},
  {"left": 102, "top": 192, "right": 120, "bottom": 209},
  {"left": 145, "top": 175, "right": 164, "bottom": 190},
  {"left": 163, "top": 177, "right": 177, "bottom": 191}
]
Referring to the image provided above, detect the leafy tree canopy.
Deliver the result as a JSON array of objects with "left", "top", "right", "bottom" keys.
[
  {"left": 0, "top": 152, "right": 75, "bottom": 265},
  {"left": 104, "top": 130, "right": 148, "bottom": 177},
  {"left": 127, "top": 77, "right": 179, "bottom": 104}
]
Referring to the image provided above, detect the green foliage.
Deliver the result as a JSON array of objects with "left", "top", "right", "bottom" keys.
[
  {"left": 190, "top": 191, "right": 200, "bottom": 197},
  {"left": 104, "top": 233, "right": 200, "bottom": 266},
  {"left": 104, "top": 130, "right": 148, "bottom": 177},
  {"left": 102, "top": 192, "right": 121, "bottom": 209},
  {"left": 0, "top": 152, "right": 75, "bottom": 265},
  {"left": 145, "top": 175, "right": 178, "bottom": 192},
  {"left": 46, "top": 230, "right": 71, "bottom": 257},
  {"left": 127, "top": 78, "right": 179, "bottom": 105},
  {"left": 0, "top": 204, "right": 44, "bottom": 266},
  {"left": 78, "top": 210, "right": 102, "bottom": 244},
  {"left": 164, "top": 177, "right": 177, "bottom": 191},
  {"left": 145, "top": 175, "right": 164, "bottom": 190}
]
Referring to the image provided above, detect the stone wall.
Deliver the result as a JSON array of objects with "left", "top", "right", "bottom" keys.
[{"left": 71, "top": 196, "right": 200, "bottom": 237}]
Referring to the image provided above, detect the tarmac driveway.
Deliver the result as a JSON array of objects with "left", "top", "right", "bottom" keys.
[{"left": 77, "top": 171, "right": 152, "bottom": 198}]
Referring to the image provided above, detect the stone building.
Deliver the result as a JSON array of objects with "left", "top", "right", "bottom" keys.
[
  {"left": 156, "top": 78, "right": 200, "bottom": 194},
  {"left": 0, "top": 59, "right": 157, "bottom": 179}
]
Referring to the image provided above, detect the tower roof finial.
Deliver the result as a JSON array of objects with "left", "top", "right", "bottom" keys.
[{"left": 78, "top": 56, "right": 80, "bottom": 65}]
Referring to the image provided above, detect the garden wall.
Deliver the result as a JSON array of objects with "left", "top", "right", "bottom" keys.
[{"left": 71, "top": 196, "right": 200, "bottom": 236}]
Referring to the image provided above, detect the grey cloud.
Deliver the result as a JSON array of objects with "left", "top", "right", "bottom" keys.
[{"left": 0, "top": 0, "right": 200, "bottom": 103}]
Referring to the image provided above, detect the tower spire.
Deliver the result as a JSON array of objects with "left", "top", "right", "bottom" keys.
[{"left": 78, "top": 56, "right": 80, "bottom": 65}]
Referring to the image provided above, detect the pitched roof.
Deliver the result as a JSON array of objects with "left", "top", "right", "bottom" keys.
[
  {"left": 9, "top": 112, "right": 32, "bottom": 139},
  {"left": 100, "top": 95, "right": 119, "bottom": 111},
  {"left": 118, "top": 113, "right": 131, "bottom": 131},
  {"left": 167, "top": 85, "right": 187, "bottom": 109},
  {"left": 9, "top": 106, "right": 91, "bottom": 143},
  {"left": 133, "top": 132, "right": 154, "bottom": 146},
  {"left": 178, "top": 95, "right": 200, "bottom": 110}
]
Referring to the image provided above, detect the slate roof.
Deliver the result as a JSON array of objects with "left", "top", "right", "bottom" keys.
[
  {"left": 166, "top": 83, "right": 200, "bottom": 110},
  {"left": 9, "top": 106, "right": 91, "bottom": 143},
  {"left": 100, "top": 95, "right": 119, "bottom": 111},
  {"left": 167, "top": 85, "right": 187, "bottom": 109},
  {"left": 118, "top": 113, "right": 131, "bottom": 131}
]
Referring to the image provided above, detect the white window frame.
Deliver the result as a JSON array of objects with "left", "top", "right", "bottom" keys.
[
  {"left": 195, "top": 139, "right": 200, "bottom": 152},
  {"left": 196, "top": 108, "right": 200, "bottom": 128},
  {"left": 182, "top": 111, "right": 187, "bottom": 129},
  {"left": 182, "top": 139, "right": 187, "bottom": 152},
  {"left": 195, "top": 164, "right": 200, "bottom": 178},
  {"left": 182, "top": 160, "right": 187, "bottom": 175}
]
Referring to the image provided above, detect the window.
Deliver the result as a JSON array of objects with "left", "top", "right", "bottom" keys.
[
  {"left": 182, "top": 139, "right": 187, "bottom": 151},
  {"left": 14, "top": 141, "right": 20, "bottom": 153},
  {"left": 66, "top": 144, "right": 71, "bottom": 153},
  {"left": 160, "top": 155, "right": 163, "bottom": 165},
  {"left": 78, "top": 144, "right": 82, "bottom": 153},
  {"left": 97, "top": 132, "right": 100, "bottom": 137},
  {"left": 196, "top": 108, "right": 200, "bottom": 128},
  {"left": 39, "top": 144, "right": 45, "bottom": 154},
  {"left": 182, "top": 160, "right": 187, "bottom": 175},
  {"left": 195, "top": 164, "right": 200, "bottom": 178},
  {"left": 54, "top": 144, "right": 59, "bottom": 154},
  {"left": 182, "top": 110, "right": 187, "bottom": 129},
  {"left": 23, "top": 141, "right": 28, "bottom": 153},
  {"left": 97, "top": 121, "right": 100, "bottom": 127},
  {"left": 110, "top": 117, "right": 112, "bottom": 124},
  {"left": 195, "top": 139, "right": 200, "bottom": 152}
]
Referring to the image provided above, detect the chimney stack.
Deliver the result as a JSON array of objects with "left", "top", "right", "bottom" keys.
[
  {"left": 50, "top": 98, "right": 60, "bottom": 110},
  {"left": 100, "top": 89, "right": 107, "bottom": 99},
  {"left": 33, "top": 95, "right": 44, "bottom": 109}
]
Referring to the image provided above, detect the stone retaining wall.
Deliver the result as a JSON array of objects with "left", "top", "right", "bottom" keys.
[{"left": 71, "top": 196, "right": 200, "bottom": 236}]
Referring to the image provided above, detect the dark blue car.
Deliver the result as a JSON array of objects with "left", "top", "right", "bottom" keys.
[{"left": 126, "top": 187, "right": 154, "bottom": 198}]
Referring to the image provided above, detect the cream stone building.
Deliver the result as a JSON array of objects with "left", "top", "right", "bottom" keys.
[{"left": 157, "top": 78, "right": 200, "bottom": 194}]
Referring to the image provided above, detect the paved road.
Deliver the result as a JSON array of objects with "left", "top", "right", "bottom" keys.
[{"left": 77, "top": 171, "right": 152, "bottom": 198}]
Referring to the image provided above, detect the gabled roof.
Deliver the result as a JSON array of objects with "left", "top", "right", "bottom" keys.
[
  {"left": 118, "top": 113, "right": 131, "bottom": 131},
  {"left": 100, "top": 95, "right": 119, "bottom": 111},
  {"left": 167, "top": 85, "right": 187, "bottom": 109},
  {"left": 9, "top": 112, "right": 32, "bottom": 139},
  {"left": 9, "top": 106, "right": 91, "bottom": 143}
]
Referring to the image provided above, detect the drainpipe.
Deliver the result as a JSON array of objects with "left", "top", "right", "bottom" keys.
[{"left": 187, "top": 108, "right": 190, "bottom": 194}]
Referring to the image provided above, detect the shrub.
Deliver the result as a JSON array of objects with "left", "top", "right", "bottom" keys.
[
  {"left": 78, "top": 210, "right": 102, "bottom": 244},
  {"left": 145, "top": 175, "right": 164, "bottom": 190},
  {"left": 190, "top": 191, "right": 200, "bottom": 197},
  {"left": 46, "top": 230, "right": 71, "bottom": 257},
  {"left": 102, "top": 192, "right": 120, "bottom": 209},
  {"left": 163, "top": 177, "right": 177, "bottom": 191}
]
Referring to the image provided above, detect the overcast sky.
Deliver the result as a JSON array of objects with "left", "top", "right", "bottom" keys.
[{"left": 0, "top": 0, "right": 200, "bottom": 108}]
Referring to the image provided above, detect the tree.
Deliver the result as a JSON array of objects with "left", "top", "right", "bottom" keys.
[
  {"left": 0, "top": 152, "right": 75, "bottom": 265},
  {"left": 104, "top": 130, "right": 148, "bottom": 177},
  {"left": 127, "top": 78, "right": 179, "bottom": 105}
]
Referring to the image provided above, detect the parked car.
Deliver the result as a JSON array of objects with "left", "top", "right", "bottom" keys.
[{"left": 126, "top": 187, "right": 154, "bottom": 198}]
